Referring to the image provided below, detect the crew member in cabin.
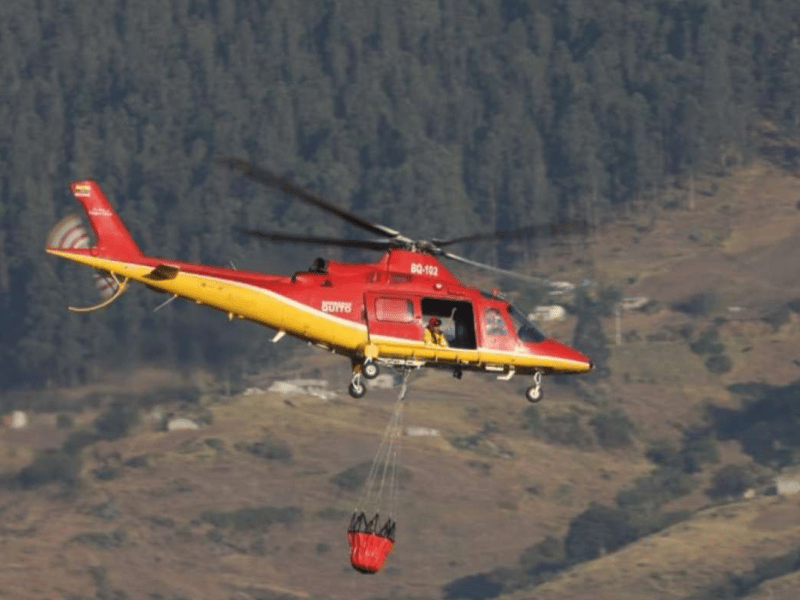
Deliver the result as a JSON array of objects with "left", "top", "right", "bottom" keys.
[{"left": 424, "top": 317, "right": 449, "bottom": 347}]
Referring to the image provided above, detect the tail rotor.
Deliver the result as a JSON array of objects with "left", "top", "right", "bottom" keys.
[{"left": 46, "top": 214, "right": 129, "bottom": 312}]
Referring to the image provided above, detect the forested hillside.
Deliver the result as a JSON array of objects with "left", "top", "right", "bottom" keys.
[{"left": 2, "top": 0, "right": 799, "bottom": 390}]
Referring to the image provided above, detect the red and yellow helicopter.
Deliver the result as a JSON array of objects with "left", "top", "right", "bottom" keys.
[{"left": 45, "top": 159, "right": 593, "bottom": 401}]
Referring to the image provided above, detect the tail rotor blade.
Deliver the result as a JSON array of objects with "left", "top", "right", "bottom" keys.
[
  {"left": 47, "top": 215, "right": 121, "bottom": 300},
  {"left": 46, "top": 214, "right": 92, "bottom": 250}
]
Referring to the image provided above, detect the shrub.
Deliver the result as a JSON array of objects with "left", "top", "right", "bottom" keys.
[
  {"left": 315, "top": 542, "right": 330, "bottom": 555},
  {"left": 56, "top": 414, "right": 74, "bottom": 429},
  {"left": 204, "top": 438, "right": 224, "bottom": 451},
  {"left": 690, "top": 329, "right": 724, "bottom": 355},
  {"left": 631, "top": 509, "right": 692, "bottom": 538},
  {"left": 235, "top": 432, "right": 293, "bottom": 461},
  {"left": 316, "top": 507, "right": 349, "bottom": 521},
  {"left": 521, "top": 405, "right": 542, "bottom": 433},
  {"left": 94, "top": 401, "right": 139, "bottom": 440},
  {"left": 787, "top": 297, "right": 800, "bottom": 313},
  {"left": 645, "top": 439, "right": 683, "bottom": 470},
  {"left": 564, "top": 503, "right": 637, "bottom": 561},
  {"left": 92, "top": 466, "right": 122, "bottom": 481},
  {"left": 640, "top": 299, "right": 661, "bottom": 314},
  {"left": 705, "top": 355, "right": 732, "bottom": 374},
  {"left": 87, "top": 499, "right": 119, "bottom": 521},
  {"left": 199, "top": 505, "right": 302, "bottom": 532},
  {"left": 442, "top": 573, "right": 504, "bottom": 600},
  {"left": 18, "top": 450, "right": 82, "bottom": 489},
  {"left": 762, "top": 305, "right": 792, "bottom": 331},
  {"left": 616, "top": 467, "right": 697, "bottom": 508},
  {"left": 330, "top": 461, "right": 412, "bottom": 491},
  {"left": 542, "top": 413, "right": 593, "bottom": 449},
  {"left": 467, "top": 460, "right": 492, "bottom": 475},
  {"left": 710, "top": 380, "right": 800, "bottom": 466},
  {"left": 149, "top": 516, "right": 175, "bottom": 528},
  {"left": 597, "top": 285, "right": 622, "bottom": 317},
  {"left": 61, "top": 429, "right": 101, "bottom": 455},
  {"left": 671, "top": 292, "right": 717, "bottom": 316},
  {"left": 330, "top": 461, "right": 374, "bottom": 491},
  {"left": 571, "top": 288, "right": 612, "bottom": 380},
  {"left": 71, "top": 529, "right": 128, "bottom": 549},
  {"left": 706, "top": 464, "right": 756, "bottom": 500},
  {"left": 123, "top": 455, "right": 149, "bottom": 469},
  {"left": 518, "top": 535, "right": 566, "bottom": 579},
  {"left": 680, "top": 431, "right": 720, "bottom": 473},
  {"left": 646, "top": 331, "right": 671, "bottom": 342},
  {"left": 590, "top": 408, "right": 635, "bottom": 449}
]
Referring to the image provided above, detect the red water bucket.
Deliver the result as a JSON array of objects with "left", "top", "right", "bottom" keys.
[{"left": 347, "top": 531, "right": 394, "bottom": 574}]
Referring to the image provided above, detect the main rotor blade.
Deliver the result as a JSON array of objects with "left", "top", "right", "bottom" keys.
[
  {"left": 217, "top": 157, "right": 403, "bottom": 240},
  {"left": 442, "top": 251, "right": 553, "bottom": 286},
  {"left": 239, "top": 229, "right": 394, "bottom": 251},
  {"left": 433, "top": 220, "right": 590, "bottom": 247}
]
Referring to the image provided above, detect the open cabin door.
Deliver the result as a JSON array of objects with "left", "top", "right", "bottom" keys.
[
  {"left": 420, "top": 298, "right": 477, "bottom": 349},
  {"left": 364, "top": 293, "right": 424, "bottom": 348}
]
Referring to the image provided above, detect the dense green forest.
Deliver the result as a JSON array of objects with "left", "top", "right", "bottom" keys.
[{"left": 2, "top": 0, "right": 799, "bottom": 390}]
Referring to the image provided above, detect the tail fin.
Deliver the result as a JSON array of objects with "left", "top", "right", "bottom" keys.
[{"left": 69, "top": 180, "right": 142, "bottom": 259}]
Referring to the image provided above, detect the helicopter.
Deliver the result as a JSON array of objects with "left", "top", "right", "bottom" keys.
[{"left": 45, "top": 158, "right": 593, "bottom": 401}]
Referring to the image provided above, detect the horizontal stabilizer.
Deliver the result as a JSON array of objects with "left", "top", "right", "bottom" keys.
[{"left": 145, "top": 264, "right": 180, "bottom": 280}]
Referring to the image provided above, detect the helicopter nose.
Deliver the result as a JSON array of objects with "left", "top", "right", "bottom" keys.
[{"left": 536, "top": 340, "right": 593, "bottom": 373}]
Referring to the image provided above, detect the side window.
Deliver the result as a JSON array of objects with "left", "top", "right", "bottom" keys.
[
  {"left": 485, "top": 307, "right": 508, "bottom": 336},
  {"left": 375, "top": 298, "right": 414, "bottom": 323}
]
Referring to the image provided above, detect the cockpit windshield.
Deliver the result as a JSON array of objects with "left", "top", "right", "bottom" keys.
[{"left": 507, "top": 304, "right": 547, "bottom": 343}]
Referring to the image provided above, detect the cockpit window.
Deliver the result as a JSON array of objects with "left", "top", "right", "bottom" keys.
[
  {"left": 484, "top": 307, "right": 509, "bottom": 336},
  {"left": 507, "top": 304, "right": 547, "bottom": 343}
]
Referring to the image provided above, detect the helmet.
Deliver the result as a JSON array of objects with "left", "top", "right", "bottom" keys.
[{"left": 429, "top": 317, "right": 442, "bottom": 328}]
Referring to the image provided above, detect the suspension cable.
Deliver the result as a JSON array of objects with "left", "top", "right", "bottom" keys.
[{"left": 354, "top": 368, "right": 410, "bottom": 519}]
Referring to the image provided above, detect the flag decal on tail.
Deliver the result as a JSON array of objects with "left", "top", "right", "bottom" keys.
[{"left": 73, "top": 183, "right": 91, "bottom": 197}]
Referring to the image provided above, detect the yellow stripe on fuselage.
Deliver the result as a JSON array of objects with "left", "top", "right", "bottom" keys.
[{"left": 368, "top": 334, "right": 590, "bottom": 373}]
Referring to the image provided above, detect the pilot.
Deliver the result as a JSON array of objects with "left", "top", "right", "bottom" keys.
[{"left": 424, "top": 317, "right": 449, "bottom": 347}]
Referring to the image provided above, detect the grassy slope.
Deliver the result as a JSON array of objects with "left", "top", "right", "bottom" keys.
[{"left": 504, "top": 495, "right": 800, "bottom": 600}]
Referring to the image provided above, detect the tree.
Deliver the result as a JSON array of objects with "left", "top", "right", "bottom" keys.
[{"left": 572, "top": 288, "right": 611, "bottom": 380}]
